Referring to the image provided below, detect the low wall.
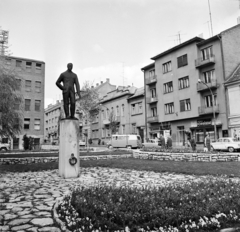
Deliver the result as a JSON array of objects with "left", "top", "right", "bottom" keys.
[
  {"left": 133, "top": 151, "right": 240, "bottom": 162},
  {"left": 0, "top": 154, "right": 132, "bottom": 165}
]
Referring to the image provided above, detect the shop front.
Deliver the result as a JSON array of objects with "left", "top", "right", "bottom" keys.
[
  {"left": 190, "top": 118, "right": 222, "bottom": 144},
  {"left": 229, "top": 117, "right": 240, "bottom": 140}
]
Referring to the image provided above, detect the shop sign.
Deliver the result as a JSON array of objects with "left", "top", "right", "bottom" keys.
[{"left": 197, "top": 119, "right": 212, "bottom": 127}]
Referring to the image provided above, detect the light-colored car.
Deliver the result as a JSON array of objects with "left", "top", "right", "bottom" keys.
[
  {"left": 142, "top": 139, "right": 160, "bottom": 148},
  {"left": 211, "top": 137, "right": 240, "bottom": 152},
  {"left": 79, "top": 140, "right": 86, "bottom": 147},
  {"left": 0, "top": 142, "right": 10, "bottom": 152}
]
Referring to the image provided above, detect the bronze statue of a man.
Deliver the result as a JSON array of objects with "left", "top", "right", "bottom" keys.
[{"left": 56, "top": 63, "right": 81, "bottom": 119}]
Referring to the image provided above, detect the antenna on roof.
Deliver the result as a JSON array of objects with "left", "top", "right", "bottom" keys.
[
  {"left": 168, "top": 31, "right": 186, "bottom": 45},
  {"left": 122, "top": 62, "right": 127, "bottom": 86},
  {"left": 207, "top": 0, "right": 214, "bottom": 36}
]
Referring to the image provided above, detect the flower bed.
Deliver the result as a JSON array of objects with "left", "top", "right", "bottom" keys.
[{"left": 56, "top": 178, "right": 240, "bottom": 232}]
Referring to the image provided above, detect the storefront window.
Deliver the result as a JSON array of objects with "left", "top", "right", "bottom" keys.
[{"left": 196, "top": 129, "right": 204, "bottom": 143}]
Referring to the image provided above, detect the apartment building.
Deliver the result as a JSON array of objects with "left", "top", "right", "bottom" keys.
[
  {"left": 44, "top": 100, "right": 63, "bottom": 143},
  {"left": 3, "top": 56, "right": 45, "bottom": 149},
  {"left": 225, "top": 64, "right": 240, "bottom": 139},
  {"left": 93, "top": 86, "right": 145, "bottom": 145},
  {"left": 142, "top": 24, "right": 240, "bottom": 146}
]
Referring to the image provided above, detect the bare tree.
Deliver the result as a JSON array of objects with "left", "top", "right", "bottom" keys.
[{"left": 0, "top": 55, "right": 23, "bottom": 138}]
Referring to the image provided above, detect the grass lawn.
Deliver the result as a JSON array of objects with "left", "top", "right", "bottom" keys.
[{"left": 1, "top": 158, "right": 240, "bottom": 176}]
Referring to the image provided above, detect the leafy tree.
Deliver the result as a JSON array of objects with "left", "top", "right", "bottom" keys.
[
  {"left": 76, "top": 81, "right": 101, "bottom": 123},
  {"left": 108, "top": 110, "right": 119, "bottom": 135},
  {"left": 0, "top": 55, "right": 23, "bottom": 139}
]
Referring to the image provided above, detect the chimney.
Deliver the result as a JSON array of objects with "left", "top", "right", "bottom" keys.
[
  {"left": 101, "top": 81, "right": 103, "bottom": 84},
  {"left": 96, "top": 83, "right": 99, "bottom": 86},
  {"left": 106, "top": 78, "right": 110, "bottom": 82},
  {"left": 91, "top": 86, "right": 94, "bottom": 88}
]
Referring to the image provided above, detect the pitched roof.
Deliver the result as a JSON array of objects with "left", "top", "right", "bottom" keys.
[
  {"left": 225, "top": 63, "right": 240, "bottom": 86},
  {"left": 128, "top": 87, "right": 144, "bottom": 99}
]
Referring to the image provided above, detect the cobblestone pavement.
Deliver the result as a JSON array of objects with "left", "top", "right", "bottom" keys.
[{"left": 0, "top": 167, "right": 227, "bottom": 232}]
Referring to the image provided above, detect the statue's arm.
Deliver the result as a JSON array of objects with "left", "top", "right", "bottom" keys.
[
  {"left": 56, "top": 74, "right": 65, "bottom": 91},
  {"left": 74, "top": 75, "right": 81, "bottom": 99}
]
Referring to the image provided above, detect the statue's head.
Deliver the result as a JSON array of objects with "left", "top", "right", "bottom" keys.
[{"left": 67, "top": 63, "right": 73, "bottom": 71}]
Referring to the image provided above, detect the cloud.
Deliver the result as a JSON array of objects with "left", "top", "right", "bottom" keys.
[{"left": 92, "top": 44, "right": 104, "bottom": 53}]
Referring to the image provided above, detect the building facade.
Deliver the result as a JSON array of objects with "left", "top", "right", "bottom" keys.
[
  {"left": 142, "top": 24, "right": 240, "bottom": 146},
  {"left": 3, "top": 56, "right": 45, "bottom": 149}
]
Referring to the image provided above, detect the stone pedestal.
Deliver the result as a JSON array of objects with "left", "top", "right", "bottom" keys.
[{"left": 59, "top": 119, "right": 80, "bottom": 178}]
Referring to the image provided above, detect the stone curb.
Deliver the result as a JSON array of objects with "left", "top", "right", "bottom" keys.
[{"left": 53, "top": 200, "right": 71, "bottom": 232}]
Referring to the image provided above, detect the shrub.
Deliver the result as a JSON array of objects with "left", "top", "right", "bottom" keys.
[{"left": 57, "top": 178, "right": 240, "bottom": 231}]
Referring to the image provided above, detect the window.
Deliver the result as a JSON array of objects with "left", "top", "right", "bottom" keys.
[
  {"left": 151, "top": 107, "right": 157, "bottom": 117},
  {"left": 24, "top": 118, "right": 30, "bottom": 129},
  {"left": 131, "top": 104, "right": 136, "bottom": 115},
  {"left": 177, "top": 54, "right": 188, "bottom": 68},
  {"left": 165, "top": 102, "right": 174, "bottom": 114},
  {"left": 122, "top": 125, "right": 125, "bottom": 134},
  {"left": 35, "top": 81, "right": 41, "bottom": 93},
  {"left": 179, "top": 76, "right": 189, "bottom": 89},
  {"left": 151, "top": 88, "right": 156, "bottom": 98},
  {"left": 162, "top": 61, "right": 172, "bottom": 73},
  {"left": 36, "top": 63, "right": 42, "bottom": 70},
  {"left": 180, "top": 99, "right": 191, "bottom": 112},
  {"left": 203, "top": 70, "right": 215, "bottom": 83},
  {"left": 34, "top": 119, "right": 41, "bottom": 130},
  {"left": 205, "top": 94, "right": 217, "bottom": 107},
  {"left": 201, "top": 46, "right": 212, "bottom": 60},
  {"left": 132, "top": 123, "right": 136, "bottom": 134},
  {"left": 138, "top": 102, "right": 142, "bottom": 113},
  {"left": 164, "top": 81, "right": 173, "bottom": 93},
  {"left": 35, "top": 100, "right": 41, "bottom": 111},
  {"left": 121, "top": 104, "right": 124, "bottom": 117},
  {"left": 26, "top": 62, "right": 32, "bottom": 71},
  {"left": 102, "top": 110, "right": 104, "bottom": 119},
  {"left": 149, "top": 69, "right": 155, "bottom": 77},
  {"left": 25, "top": 99, "right": 31, "bottom": 111},
  {"left": 131, "top": 102, "right": 143, "bottom": 115},
  {"left": 102, "top": 128, "right": 105, "bottom": 137},
  {"left": 16, "top": 60, "right": 22, "bottom": 68},
  {"left": 116, "top": 106, "right": 119, "bottom": 116},
  {"left": 106, "top": 109, "right": 109, "bottom": 118},
  {"left": 16, "top": 79, "right": 21, "bottom": 90},
  {"left": 25, "top": 80, "right": 31, "bottom": 92}
]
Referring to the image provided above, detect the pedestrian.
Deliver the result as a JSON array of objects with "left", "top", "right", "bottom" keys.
[
  {"left": 166, "top": 136, "right": 172, "bottom": 149},
  {"left": 160, "top": 135, "right": 165, "bottom": 149},
  {"left": 204, "top": 133, "right": 211, "bottom": 151},
  {"left": 190, "top": 135, "right": 196, "bottom": 151}
]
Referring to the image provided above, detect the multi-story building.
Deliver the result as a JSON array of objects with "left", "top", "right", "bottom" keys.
[
  {"left": 225, "top": 64, "right": 240, "bottom": 139},
  {"left": 95, "top": 85, "right": 145, "bottom": 145},
  {"left": 3, "top": 56, "right": 45, "bottom": 149},
  {"left": 44, "top": 100, "right": 63, "bottom": 143},
  {"left": 142, "top": 24, "right": 240, "bottom": 146}
]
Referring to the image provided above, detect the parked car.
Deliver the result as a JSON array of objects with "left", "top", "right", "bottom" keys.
[
  {"left": 108, "top": 134, "right": 142, "bottom": 149},
  {"left": 0, "top": 142, "right": 10, "bottom": 152},
  {"left": 142, "top": 139, "right": 160, "bottom": 148},
  {"left": 211, "top": 137, "right": 240, "bottom": 152},
  {"left": 79, "top": 140, "right": 86, "bottom": 147}
]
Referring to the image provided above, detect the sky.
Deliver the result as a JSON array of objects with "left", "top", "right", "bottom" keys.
[{"left": 0, "top": 0, "right": 239, "bottom": 108}]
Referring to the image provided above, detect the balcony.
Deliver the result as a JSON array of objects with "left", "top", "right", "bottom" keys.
[
  {"left": 147, "top": 115, "right": 159, "bottom": 123},
  {"left": 198, "top": 104, "right": 220, "bottom": 115},
  {"left": 102, "top": 116, "right": 120, "bottom": 125},
  {"left": 103, "top": 119, "right": 110, "bottom": 125},
  {"left": 146, "top": 75, "right": 157, "bottom": 85},
  {"left": 146, "top": 96, "right": 158, "bottom": 104},
  {"left": 195, "top": 55, "right": 215, "bottom": 68},
  {"left": 197, "top": 79, "right": 219, "bottom": 92}
]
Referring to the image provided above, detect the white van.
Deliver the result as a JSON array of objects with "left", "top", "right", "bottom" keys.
[{"left": 108, "top": 134, "right": 142, "bottom": 149}]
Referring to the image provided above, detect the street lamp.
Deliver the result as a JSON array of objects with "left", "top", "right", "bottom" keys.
[{"left": 198, "top": 79, "right": 217, "bottom": 141}]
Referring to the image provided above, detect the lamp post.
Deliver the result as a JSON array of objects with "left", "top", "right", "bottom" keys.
[{"left": 198, "top": 79, "right": 217, "bottom": 141}]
